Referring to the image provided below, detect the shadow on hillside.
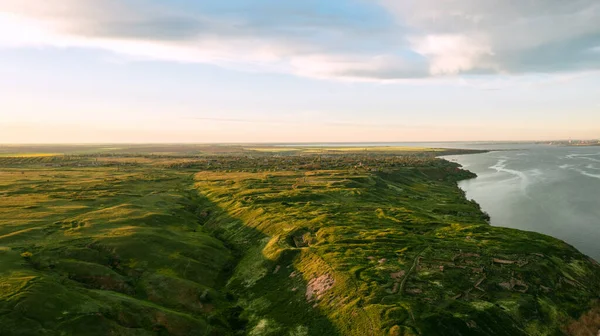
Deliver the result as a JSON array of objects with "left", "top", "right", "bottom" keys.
[{"left": 189, "top": 187, "right": 342, "bottom": 336}]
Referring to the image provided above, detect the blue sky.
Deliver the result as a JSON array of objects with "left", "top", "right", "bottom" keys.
[{"left": 0, "top": 0, "right": 599, "bottom": 143}]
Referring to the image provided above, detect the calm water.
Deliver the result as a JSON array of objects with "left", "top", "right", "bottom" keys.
[{"left": 446, "top": 145, "right": 600, "bottom": 261}]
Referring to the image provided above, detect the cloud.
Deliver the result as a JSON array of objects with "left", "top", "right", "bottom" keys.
[
  {"left": 410, "top": 34, "right": 493, "bottom": 75},
  {"left": 0, "top": 0, "right": 425, "bottom": 79},
  {"left": 0, "top": 0, "right": 599, "bottom": 81},
  {"left": 380, "top": 0, "right": 600, "bottom": 74}
]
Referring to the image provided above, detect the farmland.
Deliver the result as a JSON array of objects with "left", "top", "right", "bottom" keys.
[{"left": 0, "top": 145, "right": 598, "bottom": 335}]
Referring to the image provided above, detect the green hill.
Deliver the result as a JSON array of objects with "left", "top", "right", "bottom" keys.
[{"left": 0, "top": 147, "right": 598, "bottom": 335}]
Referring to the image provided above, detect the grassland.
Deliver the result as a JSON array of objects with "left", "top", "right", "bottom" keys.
[
  {"left": 0, "top": 145, "right": 598, "bottom": 335},
  {"left": 245, "top": 146, "right": 444, "bottom": 153}
]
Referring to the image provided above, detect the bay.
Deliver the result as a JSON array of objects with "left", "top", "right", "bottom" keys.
[{"left": 446, "top": 144, "right": 600, "bottom": 261}]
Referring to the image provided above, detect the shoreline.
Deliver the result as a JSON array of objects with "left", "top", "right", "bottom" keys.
[{"left": 446, "top": 147, "right": 600, "bottom": 262}]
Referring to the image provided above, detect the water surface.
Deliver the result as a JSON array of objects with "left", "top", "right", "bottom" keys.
[{"left": 446, "top": 145, "right": 600, "bottom": 261}]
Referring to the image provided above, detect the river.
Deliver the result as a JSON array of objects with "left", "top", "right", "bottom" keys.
[{"left": 445, "top": 144, "right": 600, "bottom": 261}]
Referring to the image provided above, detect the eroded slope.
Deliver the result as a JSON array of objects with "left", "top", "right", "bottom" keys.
[{"left": 195, "top": 161, "right": 600, "bottom": 335}]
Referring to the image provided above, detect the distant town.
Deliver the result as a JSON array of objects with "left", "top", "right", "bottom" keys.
[{"left": 542, "top": 139, "right": 600, "bottom": 146}]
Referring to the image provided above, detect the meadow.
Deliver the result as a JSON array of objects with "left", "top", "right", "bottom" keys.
[{"left": 0, "top": 145, "right": 598, "bottom": 335}]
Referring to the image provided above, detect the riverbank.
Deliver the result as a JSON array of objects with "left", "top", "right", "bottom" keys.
[{"left": 447, "top": 145, "right": 600, "bottom": 262}]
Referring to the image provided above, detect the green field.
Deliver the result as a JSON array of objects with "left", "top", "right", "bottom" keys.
[{"left": 0, "top": 145, "right": 598, "bottom": 335}]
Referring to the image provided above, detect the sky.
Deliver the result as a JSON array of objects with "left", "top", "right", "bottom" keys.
[{"left": 0, "top": 0, "right": 599, "bottom": 143}]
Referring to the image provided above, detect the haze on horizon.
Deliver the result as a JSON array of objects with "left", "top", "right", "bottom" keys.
[{"left": 1, "top": 0, "right": 599, "bottom": 143}]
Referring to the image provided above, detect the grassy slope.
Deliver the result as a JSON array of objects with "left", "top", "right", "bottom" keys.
[
  {"left": 0, "top": 167, "right": 234, "bottom": 335},
  {"left": 194, "top": 162, "right": 600, "bottom": 335},
  {"left": 0, "top": 147, "right": 598, "bottom": 336}
]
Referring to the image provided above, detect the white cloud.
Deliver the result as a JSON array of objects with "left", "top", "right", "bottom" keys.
[
  {"left": 0, "top": 12, "right": 56, "bottom": 47},
  {"left": 379, "top": 0, "right": 600, "bottom": 74},
  {"left": 0, "top": 2, "right": 425, "bottom": 81},
  {"left": 410, "top": 34, "right": 493, "bottom": 75},
  {"left": 0, "top": 0, "right": 599, "bottom": 81}
]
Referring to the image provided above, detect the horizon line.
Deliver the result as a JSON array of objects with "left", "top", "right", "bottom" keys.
[{"left": 1, "top": 139, "right": 598, "bottom": 146}]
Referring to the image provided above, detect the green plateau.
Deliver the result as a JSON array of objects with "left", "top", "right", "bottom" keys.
[{"left": 0, "top": 145, "right": 598, "bottom": 335}]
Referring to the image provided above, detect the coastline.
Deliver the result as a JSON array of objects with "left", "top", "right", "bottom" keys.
[
  {"left": 0, "top": 145, "right": 599, "bottom": 335},
  {"left": 443, "top": 146, "right": 600, "bottom": 263}
]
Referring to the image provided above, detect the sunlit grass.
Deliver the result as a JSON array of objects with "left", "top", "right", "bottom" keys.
[
  {"left": 247, "top": 146, "right": 444, "bottom": 153},
  {"left": 0, "top": 149, "right": 598, "bottom": 335},
  {"left": 301, "top": 146, "right": 443, "bottom": 152},
  {"left": 0, "top": 153, "right": 63, "bottom": 157}
]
